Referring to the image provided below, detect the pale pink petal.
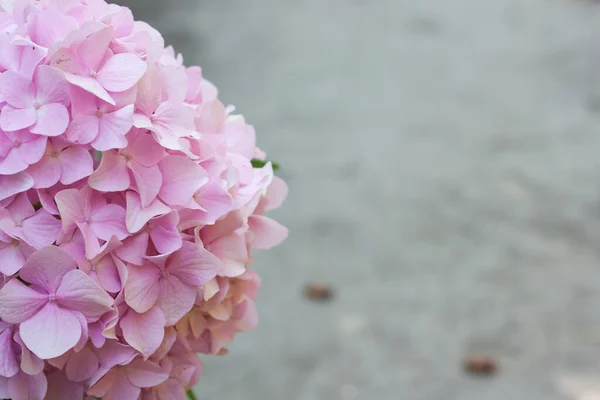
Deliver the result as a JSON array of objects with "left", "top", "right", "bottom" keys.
[
  {"left": 0, "top": 105, "right": 37, "bottom": 131},
  {"left": 150, "top": 214, "right": 182, "bottom": 255},
  {"left": 57, "top": 145, "right": 93, "bottom": 184},
  {"left": 169, "top": 241, "right": 219, "bottom": 286},
  {"left": 120, "top": 307, "right": 166, "bottom": 359},
  {"left": 29, "top": 10, "right": 78, "bottom": 49},
  {"left": 15, "top": 332, "right": 44, "bottom": 375},
  {"left": 66, "top": 346, "right": 99, "bottom": 382},
  {"left": 114, "top": 232, "right": 148, "bottom": 266},
  {"left": 6, "top": 192, "right": 34, "bottom": 222},
  {"left": 159, "top": 156, "right": 207, "bottom": 206},
  {"left": 88, "top": 151, "right": 130, "bottom": 192},
  {"left": 77, "top": 25, "right": 112, "bottom": 72},
  {"left": 66, "top": 114, "right": 99, "bottom": 144},
  {"left": 27, "top": 155, "right": 61, "bottom": 189},
  {"left": 0, "top": 172, "right": 33, "bottom": 201},
  {"left": 124, "top": 263, "right": 161, "bottom": 313},
  {"left": 158, "top": 276, "right": 196, "bottom": 326},
  {"left": 95, "top": 255, "right": 123, "bottom": 294},
  {"left": 20, "top": 302, "right": 82, "bottom": 359},
  {"left": 126, "top": 130, "right": 165, "bottom": 166},
  {"left": 7, "top": 371, "right": 47, "bottom": 400},
  {"left": 30, "top": 103, "right": 69, "bottom": 136},
  {"left": 63, "top": 72, "right": 115, "bottom": 105},
  {"left": 135, "top": 65, "right": 161, "bottom": 115},
  {"left": 0, "top": 240, "right": 28, "bottom": 275},
  {"left": 54, "top": 188, "right": 85, "bottom": 233},
  {"left": 56, "top": 269, "right": 113, "bottom": 317},
  {"left": 21, "top": 209, "right": 61, "bottom": 248},
  {"left": 0, "top": 377, "right": 8, "bottom": 398},
  {"left": 90, "top": 204, "right": 128, "bottom": 240},
  {"left": 0, "top": 71, "right": 34, "bottom": 108},
  {"left": 248, "top": 215, "right": 288, "bottom": 250},
  {"left": 20, "top": 245, "right": 76, "bottom": 291},
  {"left": 15, "top": 135, "right": 47, "bottom": 165},
  {"left": 125, "top": 192, "right": 170, "bottom": 234},
  {"left": 97, "top": 53, "right": 147, "bottom": 92},
  {"left": 77, "top": 221, "right": 101, "bottom": 260},
  {"left": 0, "top": 147, "right": 29, "bottom": 174},
  {"left": 125, "top": 359, "right": 168, "bottom": 388},
  {"left": 129, "top": 162, "right": 162, "bottom": 208},
  {"left": 93, "top": 104, "right": 134, "bottom": 151},
  {"left": 0, "top": 278, "right": 46, "bottom": 323},
  {"left": 0, "top": 328, "right": 19, "bottom": 378},
  {"left": 33, "top": 65, "right": 71, "bottom": 107},
  {"left": 263, "top": 176, "right": 288, "bottom": 211}
]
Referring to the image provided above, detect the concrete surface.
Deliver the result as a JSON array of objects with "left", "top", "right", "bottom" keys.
[{"left": 119, "top": 1, "right": 600, "bottom": 399}]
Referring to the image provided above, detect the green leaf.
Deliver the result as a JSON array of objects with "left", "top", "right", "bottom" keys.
[
  {"left": 251, "top": 158, "right": 280, "bottom": 171},
  {"left": 187, "top": 390, "right": 198, "bottom": 400}
]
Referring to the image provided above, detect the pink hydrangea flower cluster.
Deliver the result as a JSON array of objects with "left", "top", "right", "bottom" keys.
[{"left": 0, "top": 1, "right": 288, "bottom": 399}]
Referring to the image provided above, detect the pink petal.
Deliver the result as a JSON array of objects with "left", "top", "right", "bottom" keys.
[
  {"left": 0, "top": 239, "right": 29, "bottom": 275},
  {"left": 0, "top": 279, "right": 47, "bottom": 323},
  {"left": 0, "top": 328, "right": 19, "bottom": 378},
  {"left": 0, "top": 71, "right": 34, "bottom": 108},
  {"left": 126, "top": 130, "right": 165, "bottom": 166},
  {"left": 63, "top": 73, "right": 115, "bottom": 105},
  {"left": 77, "top": 25, "right": 112, "bottom": 72},
  {"left": 58, "top": 145, "right": 93, "bottom": 184},
  {"left": 0, "top": 147, "right": 29, "bottom": 174},
  {"left": 45, "top": 371, "right": 85, "bottom": 400},
  {"left": 66, "top": 114, "right": 99, "bottom": 144},
  {"left": 5, "top": 192, "right": 34, "bottom": 222},
  {"left": 263, "top": 176, "right": 288, "bottom": 211},
  {"left": 33, "top": 65, "right": 71, "bottom": 107},
  {"left": 120, "top": 307, "right": 166, "bottom": 359},
  {"left": 248, "top": 215, "right": 288, "bottom": 250},
  {"left": 125, "top": 359, "right": 168, "bottom": 388},
  {"left": 19, "top": 246, "right": 77, "bottom": 292},
  {"left": 56, "top": 269, "right": 114, "bottom": 317},
  {"left": 30, "top": 103, "right": 69, "bottom": 136},
  {"left": 129, "top": 162, "right": 162, "bottom": 208},
  {"left": 159, "top": 156, "right": 208, "bottom": 206},
  {"left": 21, "top": 209, "right": 61, "bottom": 248},
  {"left": 0, "top": 172, "right": 33, "bottom": 201},
  {"left": 20, "top": 302, "right": 82, "bottom": 359},
  {"left": 93, "top": 104, "right": 133, "bottom": 151},
  {"left": 125, "top": 192, "right": 170, "bottom": 234},
  {"left": 65, "top": 346, "right": 99, "bottom": 382},
  {"left": 97, "top": 53, "right": 147, "bottom": 92},
  {"left": 149, "top": 213, "right": 182, "bottom": 255},
  {"left": 54, "top": 188, "right": 85, "bottom": 234},
  {"left": 124, "top": 263, "right": 161, "bottom": 313},
  {"left": 104, "top": 376, "right": 141, "bottom": 400},
  {"left": 29, "top": 10, "right": 78, "bottom": 49},
  {"left": 0, "top": 377, "right": 7, "bottom": 398},
  {"left": 88, "top": 150, "right": 130, "bottom": 192},
  {"left": 15, "top": 332, "right": 44, "bottom": 375},
  {"left": 158, "top": 276, "right": 196, "bottom": 326},
  {"left": 95, "top": 254, "right": 123, "bottom": 294},
  {"left": 7, "top": 371, "right": 47, "bottom": 400},
  {"left": 169, "top": 241, "right": 219, "bottom": 286},
  {"left": 0, "top": 105, "right": 37, "bottom": 131},
  {"left": 90, "top": 204, "right": 128, "bottom": 240},
  {"left": 114, "top": 232, "right": 148, "bottom": 266},
  {"left": 27, "top": 156, "right": 61, "bottom": 189},
  {"left": 15, "top": 135, "right": 48, "bottom": 165},
  {"left": 78, "top": 221, "right": 101, "bottom": 260},
  {"left": 134, "top": 65, "right": 161, "bottom": 115}
]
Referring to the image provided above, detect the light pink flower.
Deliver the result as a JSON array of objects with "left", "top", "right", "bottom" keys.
[
  {"left": 66, "top": 87, "right": 134, "bottom": 151},
  {"left": 124, "top": 241, "right": 220, "bottom": 325},
  {"left": 0, "top": 192, "right": 61, "bottom": 252},
  {"left": 50, "top": 24, "right": 146, "bottom": 105},
  {"left": 0, "top": 65, "right": 70, "bottom": 136},
  {"left": 26, "top": 137, "right": 93, "bottom": 188},
  {"left": 0, "top": 129, "right": 47, "bottom": 175},
  {"left": 0, "top": 246, "right": 114, "bottom": 359},
  {"left": 55, "top": 186, "right": 129, "bottom": 259}
]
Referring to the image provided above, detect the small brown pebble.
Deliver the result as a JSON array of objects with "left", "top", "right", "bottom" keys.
[
  {"left": 216, "top": 348, "right": 229, "bottom": 356},
  {"left": 463, "top": 355, "right": 497, "bottom": 376},
  {"left": 304, "top": 281, "right": 334, "bottom": 301}
]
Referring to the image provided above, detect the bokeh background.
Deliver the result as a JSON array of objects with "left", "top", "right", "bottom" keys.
[{"left": 120, "top": 1, "right": 600, "bottom": 399}]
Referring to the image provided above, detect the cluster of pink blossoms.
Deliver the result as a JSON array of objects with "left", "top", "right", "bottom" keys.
[{"left": 0, "top": 1, "right": 287, "bottom": 399}]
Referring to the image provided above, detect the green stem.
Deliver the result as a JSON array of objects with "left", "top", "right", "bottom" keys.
[{"left": 186, "top": 390, "right": 198, "bottom": 400}]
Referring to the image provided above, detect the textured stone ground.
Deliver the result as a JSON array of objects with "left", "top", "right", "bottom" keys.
[{"left": 120, "top": 1, "right": 600, "bottom": 399}]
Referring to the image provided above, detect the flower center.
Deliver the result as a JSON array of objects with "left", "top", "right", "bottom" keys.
[
  {"left": 33, "top": 101, "right": 41, "bottom": 109},
  {"left": 48, "top": 293, "right": 56, "bottom": 302},
  {"left": 162, "top": 271, "right": 170, "bottom": 280},
  {"left": 89, "top": 70, "right": 97, "bottom": 78},
  {"left": 96, "top": 108, "right": 104, "bottom": 117},
  {"left": 13, "top": 140, "right": 21, "bottom": 148}
]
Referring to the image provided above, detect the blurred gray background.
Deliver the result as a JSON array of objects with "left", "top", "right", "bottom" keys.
[{"left": 121, "top": 1, "right": 600, "bottom": 399}]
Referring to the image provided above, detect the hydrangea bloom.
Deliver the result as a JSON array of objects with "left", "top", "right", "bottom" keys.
[{"left": 0, "top": 1, "right": 287, "bottom": 399}]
